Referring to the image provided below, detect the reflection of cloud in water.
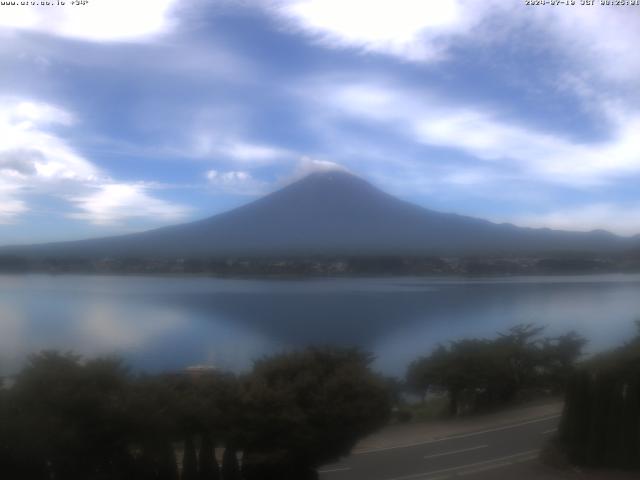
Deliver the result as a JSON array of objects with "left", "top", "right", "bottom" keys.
[
  {"left": 119, "top": 309, "right": 279, "bottom": 374},
  {"left": 79, "top": 302, "right": 187, "bottom": 352},
  {"left": 199, "top": 323, "right": 278, "bottom": 373},
  {"left": 0, "top": 304, "right": 28, "bottom": 375},
  {"left": 3, "top": 274, "right": 640, "bottom": 376}
]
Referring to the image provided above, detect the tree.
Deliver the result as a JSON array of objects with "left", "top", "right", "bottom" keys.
[
  {"left": 406, "top": 345, "right": 449, "bottom": 402},
  {"left": 10, "top": 352, "right": 134, "bottom": 480},
  {"left": 407, "top": 325, "right": 585, "bottom": 417},
  {"left": 126, "top": 375, "right": 181, "bottom": 479},
  {"left": 156, "top": 440, "right": 180, "bottom": 480},
  {"left": 198, "top": 433, "right": 220, "bottom": 480},
  {"left": 495, "top": 324, "right": 546, "bottom": 397},
  {"left": 558, "top": 324, "right": 640, "bottom": 471},
  {"left": 183, "top": 436, "right": 198, "bottom": 480},
  {"left": 221, "top": 447, "right": 240, "bottom": 480},
  {"left": 2, "top": 347, "right": 391, "bottom": 479},
  {"left": 239, "top": 348, "right": 391, "bottom": 477},
  {"left": 540, "top": 331, "right": 587, "bottom": 393}
]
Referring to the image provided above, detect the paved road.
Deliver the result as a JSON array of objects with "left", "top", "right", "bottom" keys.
[{"left": 319, "top": 414, "right": 560, "bottom": 480}]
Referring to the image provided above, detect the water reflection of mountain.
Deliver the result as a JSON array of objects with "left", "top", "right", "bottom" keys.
[
  {"left": 4, "top": 275, "right": 640, "bottom": 376},
  {"left": 155, "top": 277, "right": 640, "bottom": 354},
  {"left": 164, "top": 290, "right": 444, "bottom": 346}
]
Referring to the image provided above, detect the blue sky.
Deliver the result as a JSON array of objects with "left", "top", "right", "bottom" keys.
[{"left": 1, "top": 0, "right": 640, "bottom": 244}]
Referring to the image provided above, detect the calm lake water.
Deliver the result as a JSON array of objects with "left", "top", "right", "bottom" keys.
[{"left": 1, "top": 274, "right": 640, "bottom": 377}]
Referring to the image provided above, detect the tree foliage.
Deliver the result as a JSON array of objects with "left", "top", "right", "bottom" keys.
[
  {"left": 0, "top": 347, "right": 391, "bottom": 479},
  {"left": 239, "top": 348, "right": 391, "bottom": 478},
  {"left": 406, "top": 325, "right": 586, "bottom": 415},
  {"left": 558, "top": 323, "right": 640, "bottom": 470}
]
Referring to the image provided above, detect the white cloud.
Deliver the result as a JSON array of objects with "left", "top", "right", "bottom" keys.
[
  {"left": 285, "top": 155, "right": 348, "bottom": 182},
  {"left": 207, "top": 170, "right": 251, "bottom": 183},
  {"left": 184, "top": 107, "right": 295, "bottom": 165},
  {"left": 268, "top": 1, "right": 640, "bottom": 88},
  {"left": 0, "top": 182, "right": 27, "bottom": 223},
  {"left": 193, "top": 132, "right": 293, "bottom": 165},
  {"left": 220, "top": 142, "right": 291, "bottom": 163},
  {"left": 0, "top": 0, "right": 180, "bottom": 42},
  {"left": 0, "top": 98, "right": 99, "bottom": 182},
  {"left": 267, "top": 0, "right": 495, "bottom": 62},
  {"left": 0, "top": 98, "right": 191, "bottom": 227},
  {"left": 528, "top": 7, "right": 640, "bottom": 85},
  {"left": 68, "top": 183, "right": 191, "bottom": 226},
  {"left": 511, "top": 204, "right": 640, "bottom": 237},
  {"left": 206, "top": 169, "right": 266, "bottom": 195},
  {"left": 205, "top": 158, "right": 350, "bottom": 195},
  {"left": 310, "top": 79, "right": 640, "bottom": 187},
  {"left": 0, "top": 97, "right": 102, "bottom": 221}
]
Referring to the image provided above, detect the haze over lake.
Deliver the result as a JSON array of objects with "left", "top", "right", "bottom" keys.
[{"left": 2, "top": 273, "right": 639, "bottom": 377}]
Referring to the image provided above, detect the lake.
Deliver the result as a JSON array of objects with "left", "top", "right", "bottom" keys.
[{"left": 1, "top": 273, "right": 639, "bottom": 377}]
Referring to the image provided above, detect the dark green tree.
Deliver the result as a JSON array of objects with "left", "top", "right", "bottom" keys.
[
  {"left": 157, "top": 440, "right": 180, "bottom": 480},
  {"left": 198, "top": 433, "right": 220, "bottom": 480},
  {"left": 183, "top": 436, "right": 198, "bottom": 480},
  {"left": 407, "top": 325, "right": 585, "bottom": 416},
  {"left": 221, "top": 447, "right": 240, "bottom": 480},
  {"left": 239, "top": 347, "right": 391, "bottom": 477},
  {"left": 406, "top": 344, "right": 449, "bottom": 402},
  {"left": 558, "top": 323, "right": 640, "bottom": 471},
  {"left": 10, "top": 352, "right": 134, "bottom": 480},
  {"left": 540, "top": 331, "right": 587, "bottom": 393},
  {"left": 558, "top": 369, "right": 591, "bottom": 464}
]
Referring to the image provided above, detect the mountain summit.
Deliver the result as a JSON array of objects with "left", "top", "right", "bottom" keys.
[{"left": 2, "top": 171, "right": 632, "bottom": 258}]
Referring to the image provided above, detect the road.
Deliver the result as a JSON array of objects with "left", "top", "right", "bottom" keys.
[{"left": 319, "top": 414, "right": 560, "bottom": 480}]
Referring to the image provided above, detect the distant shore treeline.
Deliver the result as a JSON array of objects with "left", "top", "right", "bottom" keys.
[{"left": 2, "top": 253, "right": 640, "bottom": 276}]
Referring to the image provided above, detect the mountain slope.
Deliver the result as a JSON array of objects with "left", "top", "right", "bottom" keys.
[{"left": 2, "top": 171, "right": 633, "bottom": 257}]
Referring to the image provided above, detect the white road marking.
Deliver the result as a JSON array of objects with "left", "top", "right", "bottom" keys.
[
  {"left": 423, "top": 444, "right": 488, "bottom": 460},
  {"left": 458, "top": 461, "right": 513, "bottom": 476},
  {"left": 541, "top": 428, "right": 557, "bottom": 435},
  {"left": 458, "top": 450, "right": 539, "bottom": 476},
  {"left": 381, "top": 450, "right": 540, "bottom": 480},
  {"left": 356, "top": 414, "right": 560, "bottom": 455},
  {"left": 318, "top": 467, "right": 351, "bottom": 474}
]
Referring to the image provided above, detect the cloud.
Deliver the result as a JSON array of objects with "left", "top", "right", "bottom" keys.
[
  {"left": 219, "top": 142, "right": 291, "bottom": 163},
  {"left": 206, "top": 170, "right": 251, "bottom": 183},
  {"left": 0, "top": 98, "right": 99, "bottom": 182},
  {"left": 285, "top": 156, "right": 348, "bottom": 182},
  {"left": 528, "top": 7, "right": 640, "bottom": 86},
  {"left": 0, "top": 0, "right": 180, "bottom": 42},
  {"left": 0, "top": 97, "right": 193, "bottom": 227},
  {"left": 0, "top": 97, "right": 101, "bottom": 220},
  {"left": 182, "top": 106, "right": 296, "bottom": 165},
  {"left": 193, "top": 133, "right": 294, "bottom": 165},
  {"left": 307, "top": 79, "right": 640, "bottom": 187},
  {"left": 0, "top": 182, "right": 27, "bottom": 223},
  {"left": 511, "top": 204, "right": 640, "bottom": 237},
  {"left": 205, "top": 158, "right": 350, "bottom": 195},
  {"left": 267, "top": 1, "right": 640, "bottom": 88},
  {"left": 68, "top": 183, "right": 191, "bottom": 226},
  {"left": 266, "top": 0, "right": 497, "bottom": 62},
  {"left": 206, "top": 169, "right": 266, "bottom": 195}
]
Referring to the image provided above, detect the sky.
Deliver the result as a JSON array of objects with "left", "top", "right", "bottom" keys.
[{"left": 1, "top": 0, "right": 640, "bottom": 244}]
